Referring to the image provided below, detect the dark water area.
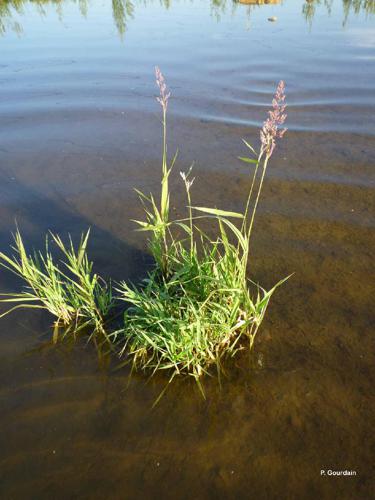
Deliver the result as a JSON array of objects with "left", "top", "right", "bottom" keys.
[{"left": 0, "top": 0, "right": 374, "bottom": 498}]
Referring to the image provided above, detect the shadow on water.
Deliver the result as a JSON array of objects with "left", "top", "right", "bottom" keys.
[
  {"left": 0, "top": 159, "right": 151, "bottom": 363},
  {"left": 0, "top": 164, "right": 151, "bottom": 288}
]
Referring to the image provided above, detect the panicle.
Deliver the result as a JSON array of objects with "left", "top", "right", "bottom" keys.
[
  {"left": 155, "top": 66, "right": 171, "bottom": 112},
  {"left": 180, "top": 170, "right": 195, "bottom": 191},
  {"left": 260, "top": 80, "right": 287, "bottom": 157}
]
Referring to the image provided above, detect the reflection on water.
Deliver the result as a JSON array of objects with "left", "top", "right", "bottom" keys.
[
  {"left": 302, "top": 0, "right": 333, "bottom": 28},
  {"left": 112, "top": 0, "right": 134, "bottom": 38},
  {"left": 303, "top": 0, "right": 375, "bottom": 26},
  {"left": 0, "top": 0, "right": 374, "bottom": 37},
  {"left": 0, "top": 0, "right": 89, "bottom": 35},
  {"left": 342, "top": 0, "right": 375, "bottom": 23}
]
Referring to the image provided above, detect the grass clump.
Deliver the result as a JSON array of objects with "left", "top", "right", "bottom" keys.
[
  {"left": 0, "top": 68, "right": 289, "bottom": 388},
  {"left": 117, "top": 239, "right": 284, "bottom": 386},
  {"left": 0, "top": 228, "right": 112, "bottom": 341},
  {"left": 113, "top": 67, "right": 289, "bottom": 385}
]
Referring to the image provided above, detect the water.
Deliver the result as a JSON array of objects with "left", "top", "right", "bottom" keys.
[{"left": 0, "top": 0, "right": 374, "bottom": 498}]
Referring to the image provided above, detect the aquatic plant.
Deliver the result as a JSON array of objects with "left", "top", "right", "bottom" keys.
[
  {"left": 113, "top": 68, "right": 289, "bottom": 388},
  {"left": 0, "top": 229, "right": 113, "bottom": 341},
  {"left": 0, "top": 68, "right": 288, "bottom": 389}
]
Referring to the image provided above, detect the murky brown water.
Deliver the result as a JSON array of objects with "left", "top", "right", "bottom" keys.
[{"left": 0, "top": 0, "right": 374, "bottom": 498}]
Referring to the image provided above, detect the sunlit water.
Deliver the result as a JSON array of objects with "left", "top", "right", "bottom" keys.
[{"left": 0, "top": 0, "right": 374, "bottom": 498}]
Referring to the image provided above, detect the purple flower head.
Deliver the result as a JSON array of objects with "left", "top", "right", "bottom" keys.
[
  {"left": 155, "top": 66, "right": 171, "bottom": 112},
  {"left": 260, "top": 80, "right": 287, "bottom": 157}
]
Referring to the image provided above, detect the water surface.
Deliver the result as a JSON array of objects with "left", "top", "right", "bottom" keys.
[{"left": 0, "top": 0, "right": 374, "bottom": 498}]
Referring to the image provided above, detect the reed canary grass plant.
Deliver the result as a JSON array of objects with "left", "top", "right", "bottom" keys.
[
  {"left": 113, "top": 68, "right": 290, "bottom": 387},
  {"left": 0, "top": 229, "right": 113, "bottom": 342},
  {"left": 0, "top": 68, "right": 289, "bottom": 388}
]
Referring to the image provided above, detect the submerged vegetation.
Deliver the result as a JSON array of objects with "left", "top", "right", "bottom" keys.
[{"left": 0, "top": 68, "right": 288, "bottom": 387}]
